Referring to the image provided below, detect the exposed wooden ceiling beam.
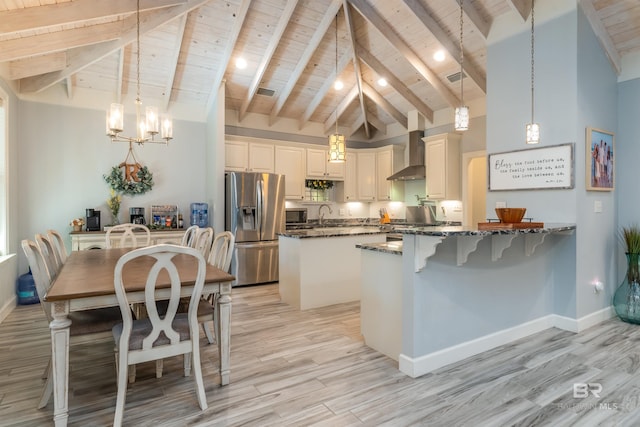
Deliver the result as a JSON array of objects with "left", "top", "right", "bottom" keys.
[
  {"left": 205, "top": 0, "right": 251, "bottom": 114},
  {"left": 65, "top": 77, "right": 73, "bottom": 99},
  {"left": 455, "top": 0, "right": 490, "bottom": 41},
  {"left": 269, "top": 0, "right": 342, "bottom": 125},
  {"left": 403, "top": 0, "right": 485, "bottom": 93},
  {"left": 299, "top": 49, "right": 351, "bottom": 130},
  {"left": 356, "top": 42, "right": 433, "bottom": 123},
  {"left": 0, "top": 0, "right": 186, "bottom": 36},
  {"left": 343, "top": 1, "right": 370, "bottom": 139},
  {"left": 8, "top": 52, "right": 67, "bottom": 80},
  {"left": 324, "top": 85, "right": 358, "bottom": 134},
  {"left": 239, "top": 0, "right": 299, "bottom": 122},
  {"left": 580, "top": 0, "right": 621, "bottom": 74},
  {"left": 116, "top": 48, "right": 125, "bottom": 104},
  {"left": 507, "top": 0, "right": 532, "bottom": 22},
  {"left": 19, "top": 0, "right": 209, "bottom": 94},
  {"left": 162, "top": 14, "right": 188, "bottom": 111},
  {"left": 363, "top": 111, "right": 386, "bottom": 135},
  {"left": 362, "top": 82, "right": 408, "bottom": 129},
  {"left": 347, "top": 0, "right": 460, "bottom": 107}
]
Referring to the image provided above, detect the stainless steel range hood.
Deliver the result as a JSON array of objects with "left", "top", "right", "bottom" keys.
[{"left": 387, "top": 130, "right": 425, "bottom": 181}]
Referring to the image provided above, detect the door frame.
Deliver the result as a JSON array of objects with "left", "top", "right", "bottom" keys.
[{"left": 461, "top": 150, "right": 486, "bottom": 227}]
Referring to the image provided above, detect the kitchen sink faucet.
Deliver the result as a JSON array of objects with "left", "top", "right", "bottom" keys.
[{"left": 318, "top": 204, "right": 333, "bottom": 225}]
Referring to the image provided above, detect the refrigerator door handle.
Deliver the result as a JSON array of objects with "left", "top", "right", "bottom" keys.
[{"left": 256, "top": 179, "right": 263, "bottom": 233}]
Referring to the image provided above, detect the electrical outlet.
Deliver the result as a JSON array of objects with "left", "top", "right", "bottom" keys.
[
  {"left": 496, "top": 201, "right": 507, "bottom": 208},
  {"left": 339, "top": 208, "right": 346, "bottom": 216}
]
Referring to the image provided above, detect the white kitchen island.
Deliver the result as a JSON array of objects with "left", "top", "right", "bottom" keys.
[
  {"left": 357, "top": 224, "right": 579, "bottom": 378},
  {"left": 279, "top": 226, "right": 387, "bottom": 310}
]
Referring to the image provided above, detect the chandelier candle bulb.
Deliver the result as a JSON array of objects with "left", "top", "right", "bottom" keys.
[
  {"left": 108, "top": 103, "right": 124, "bottom": 133},
  {"left": 162, "top": 116, "right": 173, "bottom": 140},
  {"left": 146, "top": 106, "right": 159, "bottom": 135}
]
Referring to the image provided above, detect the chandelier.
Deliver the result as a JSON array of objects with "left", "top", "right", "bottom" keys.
[
  {"left": 328, "top": 12, "right": 346, "bottom": 163},
  {"left": 106, "top": 0, "right": 173, "bottom": 144},
  {"left": 525, "top": 0, "right": 539, "bottom": 144},
  {"left": 454, "top": 0, "right": 469, "bottom": 131}
]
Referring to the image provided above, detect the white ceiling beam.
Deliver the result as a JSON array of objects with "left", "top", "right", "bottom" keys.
[
  {"left": 8, "top": 52, "right": 67, "bottom": 80},
  {"left": 299, "top": 49, "right": 351, "bottom": 130},
  {"left": 19, "top": 0, "right": 209, "bottom": 94},
  {"left": 205, "top": 0, "right": 251, "bottom": 114},
  {"left": 162, "top": 14, "right": 188, "bottom": 111},
  {"left": 403, "top": 0, "right": 485, "bottom": 93},
  {"left": 356, "top": 42, "right": 433, "bottom": 123},
  {"left": 116, "top": 48, "right": 125, "bottom": 104},
  {"left": 324, "top": 85, "right": 358, "bottom": 134},
  {"left": 0, "top": 0, "right": 185, "bottom": 36},
  {"left": 347, "top": 0, "right": 460, "bottom": 107},
  {"left": 348, "top": 116, "right": 364, "bottom": 137},
  {"left": 454, "top": 0, "right": 490, "bottom": 41},
  {"left": 364, "top": 111, "right": 386, "bottom": 135},
  {"left": 343, "top": 1, "right": 370, "bottom": 139},
  {"left": 238, "top": 0, "right": 299, "bottom": 122},
  {"left": 362, "top": 82, "right": 407, "bottom": 129},
  {"left": 580, "top": 0, "right": 621, "bottom": 74},
  {"left": 507, "top": 0, "right": 532, "bottom": 22},
  {"left": 269, "top": 0, "right": 342, "bottom": 126}
]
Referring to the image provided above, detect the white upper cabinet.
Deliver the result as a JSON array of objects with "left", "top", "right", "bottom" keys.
[
  {"left": 306, "top": 148, "right": 345, "bottom": 180},
  {"left": 275, "top": 146, "right": 306, "bottom": 200},
  {"left": 225, "top": 141, "right": 275, "bottom": 173},
  {"left": 376, "top": 145, "right": 405, "bottom": 201},
  {"left": 335, "top": 152, "right": 358, "bottom": 202},
  {"left": 357, "top": 151, "right": 376, "bottom": 201},
  {"left": 424, "top": 133, "right": 461, "bottom": 200}
]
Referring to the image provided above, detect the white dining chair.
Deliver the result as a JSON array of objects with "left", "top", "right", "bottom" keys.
[
  {"left": 105, "top": 223, "right": 151, "bottom": 249},
  {"left": 181, "top": 225, "right": 199, "bottom": 247},
  {"left": 192, "top": 226, "right": 214, "bottom": 259},
  {"left": 111, "top": 244, "right": 208, "bottom": 427},
  {"left": 199, "top": 231, "right": 235, "bottom": 344},
  {"left": 47, "top": 229, "right": 68, "bottom": 265},
  {"left": 21, "top": 239, "right": 123, "bottom": 409},
  {"left": 35, "top": 233, "right": 62, "bottom": 279}
]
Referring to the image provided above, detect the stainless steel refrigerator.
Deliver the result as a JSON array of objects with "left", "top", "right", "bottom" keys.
[{"left": 225, "top": 172, "right": 285, "bottom": 286}]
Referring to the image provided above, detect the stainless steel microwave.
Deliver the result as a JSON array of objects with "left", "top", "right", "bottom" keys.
[{"left": 285, "top": 208, "right": 307, "bottom": 224}]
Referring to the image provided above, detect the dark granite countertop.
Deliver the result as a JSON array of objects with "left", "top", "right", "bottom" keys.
[
  {"left": 397, "top": 223, "right": 576, "bottom": 237},
  {"left": 279, "top": 225, "right": 387, "bottom": 238},
  {"left": 356, "top": 241, "right": 403, "bottom": 255}
]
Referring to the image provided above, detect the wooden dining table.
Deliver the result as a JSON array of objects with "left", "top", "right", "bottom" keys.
[{"left": 44, "top": 248, "right": 235, "bottom": 427}]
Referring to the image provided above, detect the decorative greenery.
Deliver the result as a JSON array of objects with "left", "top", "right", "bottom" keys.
[
  {"left": 305, "top": 179, "right": 334, "bottom": 190},
  {"left": 104, "top": 165, "right": 154, "bottom": 196},
  {"left": 621, "top": 225, "right": 640, "bottom": 254},
  {"left": 106, "top": 189, "right": 122, "bottom": 224},
  {"left": 69, "top": 218, "right": 85, "bottom": 227}
]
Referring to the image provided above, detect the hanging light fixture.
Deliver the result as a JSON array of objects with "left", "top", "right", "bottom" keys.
[
  {"left": 454, "top": 0, "right": 469, "bottom": 131},
  {"left": 106, "top": 0, "right": 173, "bottom": 144},
  {"left": 525, "top": 0, "right": 540, "bottom": 144},
  {"left": 328, "top": 12, "right": 346, "bottom": 163}
]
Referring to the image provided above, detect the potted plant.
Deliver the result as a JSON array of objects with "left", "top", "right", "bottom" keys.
[{"left": 614, "top": 225, "right": 640, "bottom": 324}]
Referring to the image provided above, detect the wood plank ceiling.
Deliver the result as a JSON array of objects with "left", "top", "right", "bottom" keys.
[{"left": 0, "top": 0, "right": 638, "bottom": 141}]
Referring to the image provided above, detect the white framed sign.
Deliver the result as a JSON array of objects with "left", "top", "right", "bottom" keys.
[{"left": 488, "top": 143, "right": 574, "bottom": 191}]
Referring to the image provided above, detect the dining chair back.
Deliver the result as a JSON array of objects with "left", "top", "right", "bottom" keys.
[
  {"left": 105, "top": 223, "right": 151, "bottom": 249},
  {"left": 181, "top": 225, "right": 199, "bottom": 247},
  {"left": 35, "top": 233, "right": 62, "bottom": 279},
  {"left": 192, "top": 227, "right": 214, "bottom": 259},
  {"left": 21, "top": 239, "right": 123, "bottom": 409},
  {"left": 208, "top": 231, "right": 235, "bottom": 273},
  {"left": 111, "top": 244, "right": 208, "bottom": 427},
  {"left": 47, "top": 229, "right": 68, "bottom": 265}
]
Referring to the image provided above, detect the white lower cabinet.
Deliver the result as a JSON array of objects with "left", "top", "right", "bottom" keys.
[{"left": 70, "top": 230, "right": 185, "bottom": 251}]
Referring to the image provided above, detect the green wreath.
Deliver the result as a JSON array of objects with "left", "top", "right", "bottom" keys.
[{"left": 104, "top": 165, "right": 154, "bottom": 196}]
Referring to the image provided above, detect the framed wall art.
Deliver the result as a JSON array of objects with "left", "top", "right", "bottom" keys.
[
  {"left": 488, "top": 143, "right": 574, "bottom": 191},
  {"left": 586, "top": 127, "right": 614, "bottom": 191}
]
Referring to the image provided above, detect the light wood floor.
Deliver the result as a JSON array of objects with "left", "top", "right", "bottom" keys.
[{"left": 1, "top": 283, "right": 640, "bottom": 426}]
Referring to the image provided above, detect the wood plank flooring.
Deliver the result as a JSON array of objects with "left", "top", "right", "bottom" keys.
[{"left": 1, "top": 283, "right": 640, "bottom": 426}]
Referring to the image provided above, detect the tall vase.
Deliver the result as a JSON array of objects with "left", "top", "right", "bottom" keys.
[
  {"left": 613, "top": 252, "right": 640, "bottom": 324},
  {"left": 112, "top": 211, "right": 120, "bottom": 225}
]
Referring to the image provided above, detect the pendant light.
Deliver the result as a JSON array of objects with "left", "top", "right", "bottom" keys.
[
  {"left": 525, "top": 0, "right": 540, "bottom": 144},
  {"left": 454, "top": 0, "right": 469, "bottom": 131},
  {"left": 328, "top": 12, "right": 346, "bottom": 163},
  {"left": 106, "top": 0, "right": 173, "bottom": 144}
]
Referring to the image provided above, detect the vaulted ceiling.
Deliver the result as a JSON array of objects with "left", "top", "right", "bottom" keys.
[{"left": 1, "top": 0, "right": 639, "bottom": 141}]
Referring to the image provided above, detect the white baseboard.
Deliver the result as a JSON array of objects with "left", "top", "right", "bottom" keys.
[
  {"left": 0, "top": 295, "right": 16, "bottom": 324},
  {"left": 399, "top": 307, "right": 615, "bottom": 379}
]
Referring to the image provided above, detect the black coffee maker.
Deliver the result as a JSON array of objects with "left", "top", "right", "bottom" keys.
[
  {"left": 86, "top": 209, "right": 101, "bottom": 231},
  {"left": 130, "top": 207, "right": 145, "bottom": 225}
]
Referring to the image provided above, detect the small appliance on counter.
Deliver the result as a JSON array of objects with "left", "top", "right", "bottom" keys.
[
  {"left": 130, "top": 207, "right": 145, "bottom": 224},
  {"left": 86, "top": 209, "right": 101, "bottom": 231},
  {"left": 285, "top": 208, "right": 307, "bottom": 226}
]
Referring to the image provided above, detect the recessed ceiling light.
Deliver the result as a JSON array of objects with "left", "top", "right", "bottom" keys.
[
  {"left": 235, "top": 57, "right": 247, "bottom": 69},
  {"left": 433, "top": 50, "right": 446, "bottom": 62},
  {"left": 378, "top": 77, "right": 388, "bottom": 87},
  {"left": 334, "top": 80, "right": 344, "bottom": 90}
]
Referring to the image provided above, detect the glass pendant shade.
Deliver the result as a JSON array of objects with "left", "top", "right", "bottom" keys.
[
  {"left": 145, "top": 106, "right": 159, "bottom": 135},
  {"left": 526, "top": 123, "right": 540, "bottom": 144},
  {"left": 162, "top": 116, "right": 173, "bottom": 140},
  {"left": 107, "top": 103, "right": 124, "bottom": 134},
  {"left": 454, "top": 106, "right": 469, "bottom": 131},
  {"left": 328, "top": 133, "right": 346, "bottom": 162}
]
